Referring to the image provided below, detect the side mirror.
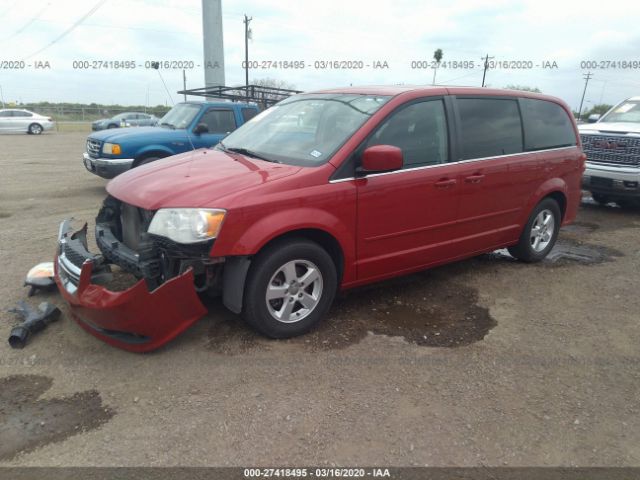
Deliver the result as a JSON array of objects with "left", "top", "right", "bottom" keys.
[
  {"left": 360, "top": 145, "right": 403, "bottom": 174},
  {"left": 193, "top": 123, "right": 209, "bottom": 134},
  {"left": 587, "top": 113, "right": 601, "bottom": 123}
]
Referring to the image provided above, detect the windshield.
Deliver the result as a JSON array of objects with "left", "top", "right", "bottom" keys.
[
  {"left": 601, "top": 101, "right": 640, "bottom": 123},
  {"left": 113, "top": 113, "right": 129, "bottom": 120},
  {"left": 158, "top": 103, "right": 201, "bottom": 129},
  {"left": 218, "top": 93, "right": 391, "bottom": 166}
]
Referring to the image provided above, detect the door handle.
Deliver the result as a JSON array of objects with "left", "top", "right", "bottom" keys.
[
  {"left": 464, "top": 174, "right": 485, "bottom": 184},
  {"left": 434, "top": 178, "right": 457, "bottom": 188}
]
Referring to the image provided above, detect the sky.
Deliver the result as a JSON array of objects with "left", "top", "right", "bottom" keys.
[{"left": 0, "top": 0, "right": 639, "bottom": 112}]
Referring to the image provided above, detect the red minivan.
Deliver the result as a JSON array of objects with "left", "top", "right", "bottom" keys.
[{"left": 55, "top": 86, "right": 585, "bottom": 352}]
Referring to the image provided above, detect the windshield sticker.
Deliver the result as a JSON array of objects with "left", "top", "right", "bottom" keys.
[
  {"left": 615, "top": 103, "right": 635, "bottom": 113},
  {"left": 310, "top": 150, "right": 323, "bottom": 158}
]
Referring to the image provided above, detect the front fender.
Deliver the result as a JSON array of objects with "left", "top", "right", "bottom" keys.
[
  {"left": 134, "top": 144, "right": 177, "bottom": 159},
  {"left": 213, "top": 207, "right": 357, "bottom": 283}
]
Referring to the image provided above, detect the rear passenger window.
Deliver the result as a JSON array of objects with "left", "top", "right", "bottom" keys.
[
  {"left": 457, "top": 98, "right": 523, "bottom": 159},
  {"left": 521, "top": 98, "right": 576, "bottom": 150},
  {"left": 241, "top": 108, "right": 258, "bottom": 122},
  {"left": 365, "top": 100, "right": 449, "bottom": 168}
]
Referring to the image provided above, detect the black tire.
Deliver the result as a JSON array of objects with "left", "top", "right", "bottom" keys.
[
  {"left": 28, "top": 123, "right": 43, "bottom": 135},
  {"left": 591, "top": 192, "right": 610, "bottom": 205},
  {"left": 508, "top": 198, "right": 561, "bottom": 263},
  {"left": 242, "top": 238, "right": 338, "bottom": 338},
  {"left": 135, "top": 156, "right": 161, "bottom": 167},
  {"left": 616, "top": 198, "right": 640, "bottom": 210}
]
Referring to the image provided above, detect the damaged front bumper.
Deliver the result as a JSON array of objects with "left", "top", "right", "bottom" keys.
[{"left": 55, "top": 219, "right": 207, "bottom": 352}]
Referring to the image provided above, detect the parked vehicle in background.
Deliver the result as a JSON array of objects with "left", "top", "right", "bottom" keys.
[
  {"left": 580, "top": 97, "right": 640, "bottom": 207},
  {"left": 83, "top": 101, "right": 259, "bottom": 178},
  {"left": 57, "top": 86, "right": 584, "bottom": 352},
  {"left": 0, "top": 109, "right": 54, "bottom": 134},
  {"left": 92, "top": 112, "right": 159, "bottom": 131}
]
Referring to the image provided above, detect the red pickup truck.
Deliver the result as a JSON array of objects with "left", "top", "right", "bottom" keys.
[{"left": 55, "top": 86, "right": 585, "bottom": 352}]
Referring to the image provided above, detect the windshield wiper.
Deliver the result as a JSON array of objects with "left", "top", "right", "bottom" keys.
[
  {"left": 159, "top": 122, "right": 175, "bottom": 129},
  {"left": 225, "top": 147, "right": 279, "bottom": 163}
]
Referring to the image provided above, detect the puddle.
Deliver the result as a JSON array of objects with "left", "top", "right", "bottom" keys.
[
  {"left": 544, "top": 239, "right": 623, "bottom": 265},
  {"left": 0, "top": 211, "right": 11, "bottom": 219},
  {"left": 206, "top": 271, "right": 496, "bottom": 353},
  {"left": 562, "top": 221, "right": 599, "bottom": 236},
  {"left": 481, "top": 238, "right": 623, "bottom": 267},
  {"left": 0, "top": 375, "right": 114, "bottom": 461}
]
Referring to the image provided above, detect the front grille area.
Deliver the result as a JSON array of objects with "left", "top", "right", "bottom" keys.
[
  {"left": 62, "top": 242, "right": 89, "bottom": 269},
  {"left": 581, "top": 134, "right": 640, "bottom": 166},
  {"left": 86, "top": 138, "right": 102, "bottom": 158}
]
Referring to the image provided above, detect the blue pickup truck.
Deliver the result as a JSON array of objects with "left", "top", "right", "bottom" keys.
[{"left": 83, "top": 101, "right": 259, "bottom": 178}]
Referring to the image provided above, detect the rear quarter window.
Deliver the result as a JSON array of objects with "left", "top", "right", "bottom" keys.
[
  {"left": 520, "top": 98, "right": 577, "bottom": 150},
  {"left": 241, "top": 108, "right": 258, "bottom": 122},
  {"left": 457, "top": 98, "right": 523, "bottom": 159}
]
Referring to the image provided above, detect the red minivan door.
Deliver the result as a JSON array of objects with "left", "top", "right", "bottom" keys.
[
  {"left": 355, "top": 99, "right": 466, "bottom": 281},
  {"left": 453, "top": 97, "right": 530, "bottom": 252}
]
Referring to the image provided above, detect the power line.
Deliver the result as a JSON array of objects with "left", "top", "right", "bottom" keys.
[
  {"left": 0, "top": 1, "right": 50, "bottom": 42},
  {"left": 21, "top": 0, "right": 108, "bottom": 60}
]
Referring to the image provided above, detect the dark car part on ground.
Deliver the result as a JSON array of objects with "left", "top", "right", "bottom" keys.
[{"left": 8, "top": 301, "right": 61, "bottom": 349}]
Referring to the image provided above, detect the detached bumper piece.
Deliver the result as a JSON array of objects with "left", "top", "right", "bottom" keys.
[{"left": 55, "top": 219, "right": 207, "bottom": 352}]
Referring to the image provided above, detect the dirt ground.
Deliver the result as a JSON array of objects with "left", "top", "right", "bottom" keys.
[{"left": 0, "top": 132, "right": 639, "bottom": 467}]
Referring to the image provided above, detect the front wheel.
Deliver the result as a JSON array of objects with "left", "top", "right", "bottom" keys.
[
  {"left": 28, "top": 123, "right": 43, "bottom": 135},
  {"left": 508, "top": 198, "right": 561, "bottom": 262},
  {"left": 591, "top": 192, "right": 610, "bottom": 205},
  {"left": 242, "top": 239, "right": 338, "bottom": 338},
  {"left": 135, "top": 156, "right": 161, "bottom": 167}
]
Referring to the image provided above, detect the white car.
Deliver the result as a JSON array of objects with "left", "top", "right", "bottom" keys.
[
  {"left": 0, "top": 109, "right": 55, "bottom": 134},
  {"left": 579, "top": 97, "right": 640, "bottom": 207}
]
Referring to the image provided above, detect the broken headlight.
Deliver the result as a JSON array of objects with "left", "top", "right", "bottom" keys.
[{"left": 148, "top": 208, "right": 226, "bottom": 244}]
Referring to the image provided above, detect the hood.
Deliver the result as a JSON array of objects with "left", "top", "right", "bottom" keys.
[
  {"left": 89, "top": 126, "right": 183, "bottom": 143},
  {"left": 107, "top": 149, "right": 302, "bottom": 210},
  {"left": 579, "top": 122, "right": 640, "bottom": 136}
]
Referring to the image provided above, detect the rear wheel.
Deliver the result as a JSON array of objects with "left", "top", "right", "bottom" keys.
[
  {"left": 242, "top": 238, "right": 337, "bottom": 338},
  {"left": 28, "top": 123, "right": 43, "bottom": 135},
  {"left": 508, "top": 198, "right": 561, "bottom": 262},
  {"left": 591, "top": 192, "right": 610, "bottom": 205}
]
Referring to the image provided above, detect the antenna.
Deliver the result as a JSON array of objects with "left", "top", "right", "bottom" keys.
[{"left": 150, "top": 62, "right": 197, "bottom": 155}]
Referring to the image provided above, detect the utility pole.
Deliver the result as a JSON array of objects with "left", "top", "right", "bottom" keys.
[
  {"left": 578, "top": 72, "right": 593, "bottom": 122},
  {"left": 201, "top": 0, "right": 225, "bottom": 88},
  {"left": 243, "top": 14, "right": 252, "bottom": 101},
  {"left": 183, "top": 69, "right": 187, "bottom": 102},
  {"left": 481, "top": 54, "right": 494, "bottom": 87}
]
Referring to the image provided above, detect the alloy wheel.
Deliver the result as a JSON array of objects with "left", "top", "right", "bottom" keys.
[{"left": 265, "top": 259, "right": 324, "bottom": 323}]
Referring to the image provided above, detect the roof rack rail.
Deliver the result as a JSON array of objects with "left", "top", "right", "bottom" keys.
[{"left": 177, "top": 84, "right": 302, "bottom": 109}]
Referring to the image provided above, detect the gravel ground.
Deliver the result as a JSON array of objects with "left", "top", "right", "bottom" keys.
[{"left": 0, "top": 132, "right": 639, "bottom": 466}]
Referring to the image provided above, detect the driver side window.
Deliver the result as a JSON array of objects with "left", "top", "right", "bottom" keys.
[
  {"left": 199, "top": 109, "right": 237, "bottom": 134},
  {"left": 365, "top": 100, "right": 449, "bottom": 169}
]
